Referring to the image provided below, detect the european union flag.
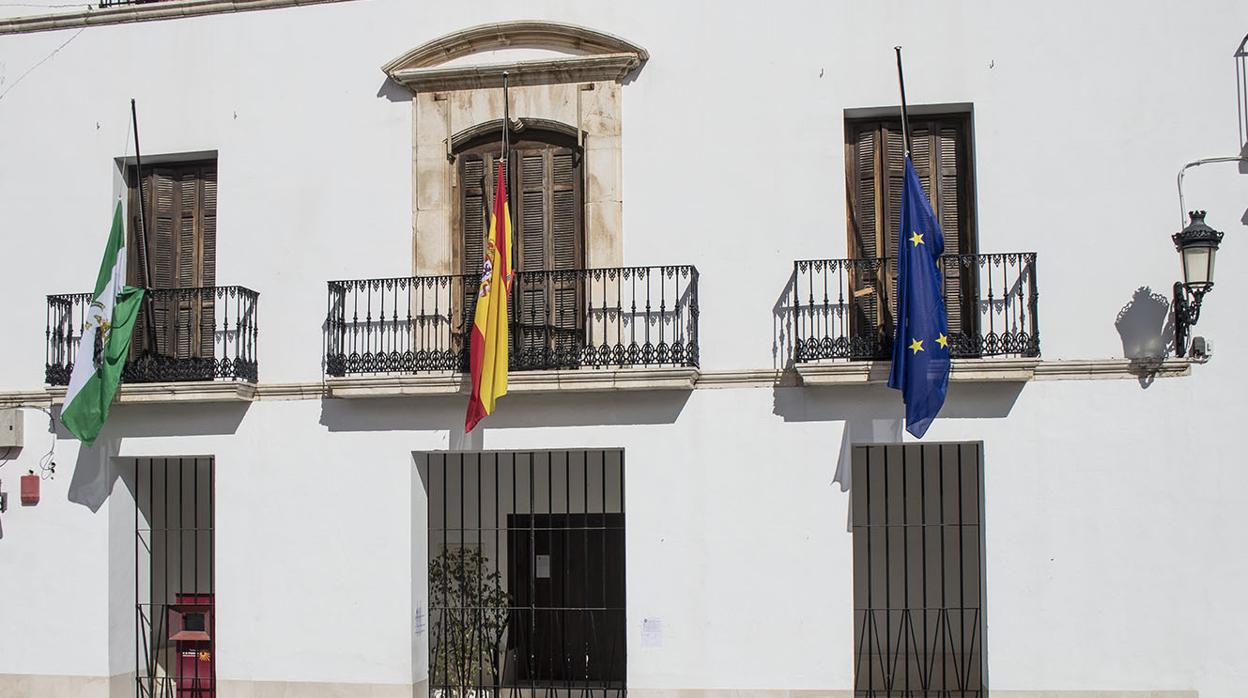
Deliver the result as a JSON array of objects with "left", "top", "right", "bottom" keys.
[{"left": 887, "top": 156, "right": 950, "bottom": 438}]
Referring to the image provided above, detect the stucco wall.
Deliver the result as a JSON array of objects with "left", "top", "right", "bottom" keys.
[{"left": 1, "top": 1, "right": 1247, "bottom": 697}]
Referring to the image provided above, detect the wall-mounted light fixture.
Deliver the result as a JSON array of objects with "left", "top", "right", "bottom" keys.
[{"left": 1172, "top": 211, "right": 1224, "bottom": 358}]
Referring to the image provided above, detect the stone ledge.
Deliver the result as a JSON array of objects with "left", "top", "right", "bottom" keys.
[
  {"left": 0, "top": 358, "right": 1198, "bottom": 407},
  {"left": 388, "top": 54, "right": 643, "bottom": 93},
  {"left": 1033, "top": 358, "right": 1191, "bottom": 381},
  {"left": 326, "top": 367, "right": 699, "bottom": 398},
  {"left": 46, "top": 380, "right": 255, "bottom": 404},
  {"left": 0, "top": 0, "right": 352, "bottom": 36},
  {"left": 796, "top": 357, "right": 1192, "bottom": 386},
  {"left": 797, "top": 358, "right": 1042, "bottom": 386}
]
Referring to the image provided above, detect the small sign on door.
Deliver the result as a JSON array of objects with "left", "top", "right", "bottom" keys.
[{"left": 536, "top": 554, "right": 551, "bottom": 579}]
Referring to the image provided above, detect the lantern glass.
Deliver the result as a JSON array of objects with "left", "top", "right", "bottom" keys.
[{"left": 1181, "top": 244, "right": 1216, "bottom": 290}]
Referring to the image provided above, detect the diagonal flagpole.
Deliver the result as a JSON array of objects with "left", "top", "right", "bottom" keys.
[
  {"left": 130, "top": 98, "right": 159, "bottom": 355},
  {"left": 894, "top": 46, "right": 911, "bottom": 158}
]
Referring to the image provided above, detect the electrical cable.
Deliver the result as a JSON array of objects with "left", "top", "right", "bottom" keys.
[
  {"left": 0, "top": 407, "right": 59, "bottom": 480},
  {"left": 0, "top": 27, "right": 86, "bottom": 103}
]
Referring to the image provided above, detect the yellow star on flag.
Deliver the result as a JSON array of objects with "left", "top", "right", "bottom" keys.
[
  {"left": 936, "top": 333, "right": 948, "bottom": 349},
  {"left": 909, "top": 231, "right": 924, "bottom": 247},
  {"left": 909, "top": 338, "right": 924, "bottom": 354}
]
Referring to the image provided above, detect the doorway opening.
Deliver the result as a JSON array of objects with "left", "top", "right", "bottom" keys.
[
  {"left": 425, "top": 450, "right": 625, "bottom": 698},
  {"left": 135, "top": 457, "right": 215, "bottom": 698}
]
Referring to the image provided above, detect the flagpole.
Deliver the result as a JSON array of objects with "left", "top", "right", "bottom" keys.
[
  {"left": 894, "top": 46, "right": 911, "bottom": 158},
  {"left": 501, "top": 71, "right": 509, "bottom": 159},
  {"left": 501, "top": 71, "right": 513, "bottom": 271},
  {"left": 130, "top": 98, "right": 158, "bottom": 353}
]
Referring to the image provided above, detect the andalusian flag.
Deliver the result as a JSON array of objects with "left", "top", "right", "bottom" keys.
[
  {"left": 61, "top": 201, "right": 145, "bottom": 446},
  {"left": 464, "top": 164, "right": 514, "bottom": 432}
]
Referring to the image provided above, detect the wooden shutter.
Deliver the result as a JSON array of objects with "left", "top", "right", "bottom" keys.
[
  {"left": 456, "top": 131, "right": 585, "bottom": 369},
  {"left": 458, "top": 154, "right": 490, "bottom": 279},
  {"left": 845, "top": 117, "right": 977, "bottom": 356},
  {"left": 127, "top": 161, "right": 218, "bottom": 367},
  {"left": 513, "top": 149, "right": 551, "bottom": 363},
  {"left": 846, "top": 123, "right": 888, "bottom": 354}
]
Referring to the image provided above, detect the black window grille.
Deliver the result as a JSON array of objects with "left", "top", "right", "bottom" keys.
[
  {"left": 424, "top": 450, "right": 626, "bottom": 698},
  {"left": 852, "top": 443, "right": 986, "bottom": 698},
  {"left": 135, "top": 457, "right": 215, "bottom": 698}
]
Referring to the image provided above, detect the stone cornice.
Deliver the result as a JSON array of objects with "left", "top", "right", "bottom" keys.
[
  {"left": 325, "top": 367, "right": 699, "bottom": 398},
  {"left": 387, "top": 54, "right": 642, "bottom": 93},
  {"left": 45, "top": 381, "right": 256, "bottom": 404},
  {"left": 0, "top": 0, "right": 350, "bottom": 36},
  {"left": 382, "top": 20, "right": 649, "bottom": 72},
  {"left": 795, "top": 357, "right": 1191, "bottom": 387},
  {"left": 0, "top": 358, "right": 1196, "bottom": 408},
  {"left": 382, "top": 19, "right": 648, "bottom": 93}
]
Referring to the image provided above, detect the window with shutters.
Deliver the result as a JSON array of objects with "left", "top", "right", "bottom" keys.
[
  {"left": 455, "top": 126, "right": 585, "bottom": 369},
  {"left": 126, "top": 160, "right": 218, "bottom": 376},
  {"left": 845, "top": 115, "right": 978, "bottom": 356}
]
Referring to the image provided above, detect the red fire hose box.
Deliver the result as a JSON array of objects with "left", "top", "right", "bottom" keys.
[
  {"left": 168, "top": 593, "right": 214, "bottom": 697},
  {"left": 20, "top": 473, "right": 39, "bottom": 505}
]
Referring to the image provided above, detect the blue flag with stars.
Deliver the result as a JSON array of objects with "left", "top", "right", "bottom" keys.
[{"left": 887, "top": 155, "right": 950, "bottom": 438}]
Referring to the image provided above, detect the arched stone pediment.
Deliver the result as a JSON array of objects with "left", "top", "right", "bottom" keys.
[{"left": 383, "top": 20, "right": 648, "bottom": 92}]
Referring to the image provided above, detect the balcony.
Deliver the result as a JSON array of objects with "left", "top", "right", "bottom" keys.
[
  {"left": 792, "top": 252, "right": 1038, "bottom": 378},
  {"left": 324, "top": 265, "right": 699, "bottom": 395},
  {"left": 46, "top": 286, "right": 259, "bottom": 394}
]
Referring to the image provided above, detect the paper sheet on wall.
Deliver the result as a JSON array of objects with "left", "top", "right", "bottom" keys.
[{"left": 641, "top": 618, "right": 663, "bottom": 648}]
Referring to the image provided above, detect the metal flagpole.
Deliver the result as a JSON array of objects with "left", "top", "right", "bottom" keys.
[
  {"left": 130, "top": 98, "right": 159, "bottom": 354},
  {"left": 894, "top": 46, "right": 912, "bottom": 158},
  {"left": 501, "top": 71, "right": 510, "bottom": 160},
  {"left": 501, "top": 71, "right": 513, "bottom": 271}
]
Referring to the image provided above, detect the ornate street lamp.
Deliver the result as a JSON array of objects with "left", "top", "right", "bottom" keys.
[{"left": 1172, "top": 210, "right": 1224, "bottom": 357}]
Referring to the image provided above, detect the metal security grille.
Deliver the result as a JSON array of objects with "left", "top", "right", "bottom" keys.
[
  {"left": 851, "top": 444, "right": 985, "bottom": 698},
  {"left": 425, "top": 450, "right": 625, "bottom": 698},
  {"left": 135, "top": 457, "right": 215, "bottom": 698}
]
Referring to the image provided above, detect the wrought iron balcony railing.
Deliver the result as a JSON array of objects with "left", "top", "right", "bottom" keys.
[
  {"left": 46, "top": 286, "right": 259, "bottom": 385},
  {"left": 325, "top": 265, "right": 699, "bottom": 376},
  {"left": 793, "top": 252, "right": 1039, "bottom": 363}
]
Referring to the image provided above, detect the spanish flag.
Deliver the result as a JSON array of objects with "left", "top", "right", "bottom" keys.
[{"left": 465, "top": 163, "right": 513, "bottom": 432}]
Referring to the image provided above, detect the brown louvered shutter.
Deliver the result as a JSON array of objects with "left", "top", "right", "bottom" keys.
[
  {"left": 199, "top": 165, "right": 217, "bottom": 358},
  {"left": 511, "top": 144, "right": 584, "bottom": 368},
  {"left": 549, "top": 147, "right": 583, "bottom": 365},
  {"left": 459, "top": 154, "right": 489, "bottom": 279},
  {"left": 846, "top": 123, "right": 887, "bottom": 353},
  {"left": 513, "top": 149, "right": 550, "bottom": 364},
  {"left": 846, "top": 117, "right": 977, "bottom": 357},
  {"left": 459, "top": 152, "right": 489, "bottom": 349},
  {"left": 127, "top": 162, "right": 217, "bottom": 370},
  {"left": 457, "top": 133, "right": 584, "bottom": 369}
]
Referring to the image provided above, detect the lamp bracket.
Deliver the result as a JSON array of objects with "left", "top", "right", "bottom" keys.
[{"left": 1173, "top": 282, "right": 1209, "bottom": 358}]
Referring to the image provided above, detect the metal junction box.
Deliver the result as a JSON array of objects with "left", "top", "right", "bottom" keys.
[{"left": 0, "top": 409, "right": 23, "bottom": 449}]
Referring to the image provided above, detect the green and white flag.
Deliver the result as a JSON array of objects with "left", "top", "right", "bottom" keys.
[{"left": 61, "top": 201, "right": 145, "bottom": 446}]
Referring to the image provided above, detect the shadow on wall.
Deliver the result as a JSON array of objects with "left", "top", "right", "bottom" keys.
[
  {"left": 319, "top": 389, "right": 692, "bottom": 434},
  {"left": 773, "top": 380, "right": 1024, "bottom": 530},
  {"left": 1241, "top": 143, "right": 1248, "bottom": 225},
  {"left": 1114, "top": 285, "right": 1174, "bottom": 389},
  {"left": 376, "top": 77, "right": 410, "bottom": 104},
  {"left": 772, "top": 268, "right": 796, "bottom": 372},
  {"left": 64, "top": 402, "right": 248, "bottom": 513}
]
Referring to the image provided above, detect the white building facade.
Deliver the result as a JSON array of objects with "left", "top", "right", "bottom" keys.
[{"left": 1, "top": 2, "right": 1246, "bottom": 697}]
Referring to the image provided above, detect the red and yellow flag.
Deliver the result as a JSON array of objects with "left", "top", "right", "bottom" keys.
[{"left": 465, "top": 163, "right": 513, "bottom": 432}]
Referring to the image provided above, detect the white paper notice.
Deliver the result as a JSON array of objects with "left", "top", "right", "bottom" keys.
[
  {"left": 641, "top": 618, "right": 664, "bottom": 648},
  {"left": 536, "top": 554, "right": 551, "bottom": 579},
  {"left": 414, "top": 604, "right": 426, "bottom": 635}
]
